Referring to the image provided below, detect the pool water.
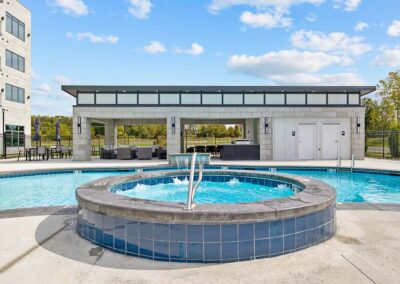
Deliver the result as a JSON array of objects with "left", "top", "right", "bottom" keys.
[
  {"left": 277, "top": 170, "right": 400, "bottom": 203},
  {"left": 0, "top": 171, "right": 128, "bottom": 210},
  {"left": 116, "top": 177, "right": 295, "bottom": 204},
  {"left": 0, "top": 168, "right": 400, "bottom": 210}
]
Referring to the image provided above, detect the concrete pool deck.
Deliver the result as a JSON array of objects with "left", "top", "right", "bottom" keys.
[
  {"left": 0, "top": 158, "right": 399, "bottom": 283},
  {"left": 1, "top": 157, "right": 400, "bottom": 173},
  {"left": 0, "top": 210, "right": 399, "bottom": 283}
]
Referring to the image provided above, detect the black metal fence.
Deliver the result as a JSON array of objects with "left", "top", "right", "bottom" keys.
[
  {"left": 7, "top": 132, "right": 398, "bottom": 160},
  {"left": 366, "top": 130, "right": 400, "bottom": 159}
]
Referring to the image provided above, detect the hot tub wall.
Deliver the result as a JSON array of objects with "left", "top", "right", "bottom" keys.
[{"left": 77, "top": 204, "right": 335, "bottom": 262}]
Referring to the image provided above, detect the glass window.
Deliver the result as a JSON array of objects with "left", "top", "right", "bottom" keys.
[
  {"left": 348, "top": 94, "right": 360, "bottom": 105},
  {"left": 117, "top": 93, "right": 137, "bottom": 104},
  {"left": 328, "top": 94, "right": 347, "bottom": 105},
  {"left": 78, "top": 93, "right": 95, "bottom": 104},
  {"left": 6, "top": 50, "right": 25, "bottom": 72},
  {"left": 307, "top": 93, "right": 326, "bottom": 105},
  {"left": 181, "top": 93, "right": 201, "bottom": 104},
  {"left": 265, "top": 94, "right": 285, "bottom": 105},
  {"left": 244, "top": 94, "right": 264, "bottom": 104},
  {"left": 223, "top": 94, "right": 243, "bottom": 105},
  {"left": 5, "top": 124, "right": 25, "bottom": 147},
  {"left": 139, "top": 93, "right": 158, "bottom": 104},
  {"left": 96, "top": 93, "right": 116, "bottom": 104},
  {"left": 160, "top": 93, "right": 179, "bottom": 104},
  {"left": 5, "top": 83, "right": 25, "bottom": 103},
  {"left": 202, "top": 93, "right": 222, "bottom": 104},
  {"left": 6, "top": 13, "right": 25, "bottom": 41},
  {"left": 286, "top": 94, "right": 306, "bottom": 105}
]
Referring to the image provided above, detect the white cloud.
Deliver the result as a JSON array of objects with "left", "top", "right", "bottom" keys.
[
  {"left": 226, "top": 49, "right": 364, "bottom": 85},
  {"left": 387, "top": 20, "right": 400, "bottom": 37},
  {"left": 333, "top": 0, "right": 362, "bottom": 12},
  {"left": 36, "top": 84, "right": 52, "bottom": 93},
  {"left": 240, "top": 10, "right": 292, "bottom": 29},
  {"left": 354, "top": 22, "right": 368, "bottom": 31},
  {"left": 372, "top": 46, "right": 400, "bottom": 67},
  {"left": 143, "top": 41, "right": 166, "bottom": 54},
  {"left": 175, "top": 43, "right": 204, "bottom": 56},
  {"left": 306, "top": 12, "right": 317, "bottom": 22},
  {"left": 228, "top": 49, "right": 351, "bottom": 76},
  {"left": 207, "top": 0, "right": 324, "bottom": 14},
  {"left": 269, "top": 73, "right": 366, "bottom": 85},
  {"left": 129, "top": 0, "right": 152, "bottom": 19},
  {"left": 291, "top": 30, "right": 371, "bottom": 55},
  {"left": 52, "top": 0, "right": 89, "bottom": 16},
  {"left": 66, "top": 32, "right": 119, "bottom": 44},
  {"left": 53, "top": 75, "right": 72, "bottom": 85}
]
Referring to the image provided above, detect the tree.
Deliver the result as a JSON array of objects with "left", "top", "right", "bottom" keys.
[
  {"left": 362, "top": 98, "right": 379, "bottom": 130},
  {"left": 378, "top": 70, "right": 400, "bottom": 123}
]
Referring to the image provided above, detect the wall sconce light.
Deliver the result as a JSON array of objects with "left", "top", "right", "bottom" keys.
[
  {"left": 264, "top": 117, "right": 269, "bottom": 134},
  {"left": 357, "top": 117, "right": 361, "bottom": 134},
  {"left": 171, "top": 117, "right": 176, "bottom": 134},
  {"left": 0, "top": 88, "right": 4, "bottom": 93},
  {"left": 77, "top": 117, "right": 82, "bottom": 134}
]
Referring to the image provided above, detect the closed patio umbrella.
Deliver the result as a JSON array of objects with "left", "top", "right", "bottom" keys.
[
  {"left": 55, "top": 119, "right": 61, "bottom": 145},
  {"left": 33, "top": 117, "right": 41, "bottom": 146}
]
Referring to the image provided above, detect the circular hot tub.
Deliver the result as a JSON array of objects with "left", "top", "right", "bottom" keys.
[{"left": 76, "top": 170, "right": 336, "bottom": 263}]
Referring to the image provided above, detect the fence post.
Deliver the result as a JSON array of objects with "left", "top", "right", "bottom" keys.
[{"left": 382, "top": 130, "right": 385, "bottom": 159}]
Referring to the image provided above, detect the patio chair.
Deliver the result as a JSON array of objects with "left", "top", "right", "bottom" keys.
[
  {"left": 158, "top": 147, "right": 167, "bottom": 159},
  {"left": 137, "top": 147, "right": 153, "bottom": 160},
  {"left": 195, "top": 145, "right": 206, "bottom": 153},
  {"left": 60, "top": 146, "right": 72, "bottom": 159},
  {"left": 152, "top": 145, "right": 160, "bottom": 157},
  {"left": 37, "top": 147, "right": 48, "bottom": 160},
  {"left": 101, "top": 145, "right": 116, "bottom": 159},
  {"left": 117, "top": 146, "right": 134, "bottom": 160}
]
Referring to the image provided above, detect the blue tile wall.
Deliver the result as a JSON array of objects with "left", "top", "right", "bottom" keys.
[{"left": 78, "top": 204, "right": 336, "bottom": 263}]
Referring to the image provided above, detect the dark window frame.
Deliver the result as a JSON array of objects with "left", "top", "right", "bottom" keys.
[
  {"left": 6, "top": 12, "right": 25, "bottom": 41},
  {"left": 5, "top": 124, "right": 25, "bottom": 147},
  {"left": 5, "top": 83, "right": 25, "bottom": 103},
  {"left": 5, "top": 49, "right": 25, "bottom": 72}
]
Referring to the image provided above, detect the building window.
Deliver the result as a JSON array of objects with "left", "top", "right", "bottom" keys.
[
  {"left": 5, "top": 50, "right": 25, "bottom": 72},
  {"left": 5, "top": 83, "right": 25, "bottom": 103},
  {"left": 5, "top": 125, "right": 25, "bottom": 147},
  {"left": 6, "top": 12, "right": 25, "bottom": 41}
]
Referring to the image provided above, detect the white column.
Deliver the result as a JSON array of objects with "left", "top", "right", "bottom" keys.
[
  {"left": 104, "top": 121, "right": 117, "bottom": 147},
  {"left": 167, "top": 117, "right": 181, "bottom": 156},
  {"left": 73, "top": 116, "right": 92, "bottom": 161},
  {"left": 245, "top": 118, "right": 257, "bottom": 143}
]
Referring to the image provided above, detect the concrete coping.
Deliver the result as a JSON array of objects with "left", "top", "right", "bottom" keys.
[{"left": 76, "top": 170, "right": 336, "bottom": 224}]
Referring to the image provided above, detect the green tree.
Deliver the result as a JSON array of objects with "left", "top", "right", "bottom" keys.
[
  {"left": 378, "top": 70, "right": 400, "bottom": 123},
  {"left": 362, "top": 98, "right": 379, "bottom": 130}
]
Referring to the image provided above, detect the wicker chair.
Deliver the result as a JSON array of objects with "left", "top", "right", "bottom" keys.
[{"left": 137, "top": 147, "right": 153, "bottom": 160}]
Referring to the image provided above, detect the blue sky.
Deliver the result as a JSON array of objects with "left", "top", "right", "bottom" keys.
[{"left": 21, "top": 0, "right": 400, "bottom": 115}]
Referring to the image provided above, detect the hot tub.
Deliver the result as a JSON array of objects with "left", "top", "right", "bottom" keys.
[{"left": 76, "top": 170, "right": 336, "bottom": 263}]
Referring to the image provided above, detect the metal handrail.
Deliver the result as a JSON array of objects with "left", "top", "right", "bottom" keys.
[
  {"left": 184, "top": 153, "right": 205, "bottom": 210},
  {"left": 190, "top": 165, "right": 203, "bottom": 207},
  {"left": 337, "top": 155, "right": 341, "bottom": 170},
  {"left": 351, "top": 154, "right": 355, "bottom": 173}
]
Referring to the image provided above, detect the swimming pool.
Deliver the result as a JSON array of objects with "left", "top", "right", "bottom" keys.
[{"left": 0, "top": 167, "right": 400, "bottom": 210}]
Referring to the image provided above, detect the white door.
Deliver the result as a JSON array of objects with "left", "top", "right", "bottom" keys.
[
  {"left": 322, "top": 124, "right": 340, "bottom": 159},
  {"left": 298, "top": 124, "right": 317, "bottom": 160}
]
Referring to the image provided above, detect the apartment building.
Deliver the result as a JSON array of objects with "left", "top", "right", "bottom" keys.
[{"left": 0, "top": 0, "right": 31, "bottom": 157}]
